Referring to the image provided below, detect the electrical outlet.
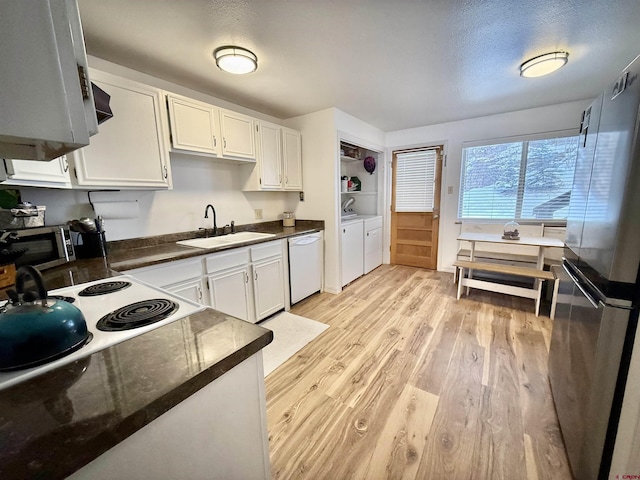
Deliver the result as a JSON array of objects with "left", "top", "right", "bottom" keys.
[
  {"left": 299, "top": 191, "right": 305, "bottom": 202},
  {"left": 254, "top": 208, "right": 263, "bottom": 219},
  {"left": 447, "top": 186, "right": 454, "bottom": 194}
]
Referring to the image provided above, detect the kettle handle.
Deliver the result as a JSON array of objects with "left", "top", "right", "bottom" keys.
[{"left": 15, "top": 266, "right": 48, "bottom": 305}]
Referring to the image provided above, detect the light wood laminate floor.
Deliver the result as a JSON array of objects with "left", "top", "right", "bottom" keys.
[{"left": 265, "top": 265, "right": 572, "bottom": 480}]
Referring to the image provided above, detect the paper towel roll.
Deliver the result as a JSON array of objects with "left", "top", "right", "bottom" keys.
[{"left": 93, "top": 201, "right": 139, "bottom": 219}]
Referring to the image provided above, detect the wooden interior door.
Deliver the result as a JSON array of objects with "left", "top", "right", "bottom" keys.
[{"left": 391, "top": 147, "right": 442, "bottom": 269}]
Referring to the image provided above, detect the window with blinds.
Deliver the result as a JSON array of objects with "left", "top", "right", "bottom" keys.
[
  {"left": 394, "top": 149, "right": 437, "bottom": 212},
  {"left": 458, "top": 132, "right": 579, "bottom": 221}
]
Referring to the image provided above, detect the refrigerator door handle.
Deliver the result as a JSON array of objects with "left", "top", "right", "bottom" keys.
[{"left": 562, "top": 262, "right": 602, "bottom": 309}]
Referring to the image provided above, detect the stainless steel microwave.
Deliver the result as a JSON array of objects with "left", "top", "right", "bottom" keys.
[{"left": 6, "top": 225, "right": 75, "bottom": 270}]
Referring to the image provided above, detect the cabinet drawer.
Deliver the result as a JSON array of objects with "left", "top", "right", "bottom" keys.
[
  {"left": 364, "top": 216, "right": 382, "bottom": 230},
  {"left": 205, "top": 248, "right": 250, "bottom": 273},
  {"left": 250, "top": 240, "right": 282, "bottom": 262},
  {"left": 125, "top": 257, "right": 203, "bottom": 288}
]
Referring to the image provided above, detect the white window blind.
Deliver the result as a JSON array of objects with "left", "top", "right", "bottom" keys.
[
  {"left": 395, "top": 149, "right": 437, "bottom": 212},
  {"left": 458, "top": 132, "right": 578, "bottom": 221}
]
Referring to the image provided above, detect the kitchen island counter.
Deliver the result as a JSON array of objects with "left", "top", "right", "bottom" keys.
[{"left": 0, "top": 306, "right": 273, "bottom": 479}]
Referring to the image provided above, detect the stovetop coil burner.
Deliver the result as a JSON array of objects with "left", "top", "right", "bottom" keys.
[
  {"left": 96, "top": 299, "right": 179, "bottom": 331},
  {"left": 47, "top": 295, "right": 76, "bottom": 304},
  {"left": 78, "top": 281, "right": 132, "bottom": 297}
]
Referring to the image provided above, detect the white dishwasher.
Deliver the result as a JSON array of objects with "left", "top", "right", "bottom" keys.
[{"left": 288, "top": 232, "right": 323, "bottom": 304}]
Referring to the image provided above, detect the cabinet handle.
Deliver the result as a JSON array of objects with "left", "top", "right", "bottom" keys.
[
  {"left": 367, "top": 232, "right": 369, "bottom": 236},
  {"left": 254, "top": 271, "right": 258, "bottom": 281},
  {"left": 223, "top": 138, "right": 227, "bottom": 149},
  {"left": 163, "top": 165, "right": 168, "bottom": 179},
  {"left": 213, "top": 136, "right": 217, "bottom": 147},
  {"left": 62, "top": 156, "right": 69, "bottom": 172},
  {"left": 244, "top": 272, "right": 248, "bottom": 283}
]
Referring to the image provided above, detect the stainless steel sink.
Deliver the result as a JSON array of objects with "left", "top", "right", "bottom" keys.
[{"left": 176, "top": 231, "right": 276, "bottom": 249}]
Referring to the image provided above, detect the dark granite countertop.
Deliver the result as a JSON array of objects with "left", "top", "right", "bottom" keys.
[
  {"left": 0, "top": 219, "right": 324, "bottom": 479},
  {"left": 107, "top": 219, "right": 324, "bottom": 272},
  {"left": 0, "top": 308, "right": 272, "bottom": 479}
]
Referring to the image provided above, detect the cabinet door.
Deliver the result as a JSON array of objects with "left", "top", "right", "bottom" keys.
[
  {"left": 364, "top": 227, "right": 382, "bottom": 274},
  {"left": 207, "top": 267, "right": 252, "bottom": 322},
  {"left": 166, "top": 95, "right": 220, "bottom": 156},
  {"left": 252, "top": 257, "right": 284, "bottom": 321},
  {"left": 282, "top": 127, "right": 302, "bottom": 191},
  {"left": 220, "top": 109, "right": 256, "bottom": 160},
  {"left": 167, "top": 278, "right": 206, "bottom": 306},
  {"left": 341, "top": 221, "right": 364, "bottom": 286},
  {"left": 1, "top": 156, "right": 71, "bottom": 188},
  {"left": 257, "top": 121, "right": 282, "bottom": 189},
  {"left": 69, "top": 70, "right": 170, "bottom": 189}
]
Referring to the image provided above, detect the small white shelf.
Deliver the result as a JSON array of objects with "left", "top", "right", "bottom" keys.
[
  {"left": 340, "top": 155, "right": 362, "bottom": 164},
  {"left": 340, "top": 191, "right": 376, "bottom": 195}
]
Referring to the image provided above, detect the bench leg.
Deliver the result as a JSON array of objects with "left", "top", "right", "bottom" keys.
[
  {"left": 456, "top": 267, "right": 463, "bottom": 300},
  {"left": 550, "top": 277, "right": 560, "bottom": 320},
  {"left": 535, "top": 281, "right": 542, "bottom": 317}
]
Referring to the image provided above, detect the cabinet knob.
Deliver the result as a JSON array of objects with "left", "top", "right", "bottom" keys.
[
  {"left": 343, "top": 229, "right": 346, "bottom": 233},
  {"left": 367, "top": 232, "right": 369, "bottom": 236}
]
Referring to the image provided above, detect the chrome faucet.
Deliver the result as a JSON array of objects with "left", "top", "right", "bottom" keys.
[{"left": 204, "top": 204, "right": 217, "bottom": 236}]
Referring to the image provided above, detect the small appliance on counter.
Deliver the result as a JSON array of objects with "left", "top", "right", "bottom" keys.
[
  {"left": 68, "top": 216, "right": 107, "bottom": 258},
  {"left": 283, "top": 212, "right": 296, "bottom": 227},
  {"left": 0, "top": 202, "right": 46, "bottom": 230}
]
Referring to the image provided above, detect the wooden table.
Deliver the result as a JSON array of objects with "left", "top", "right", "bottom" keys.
[{"left": 455, "top": 232, "right": 564, "bottom": 317}]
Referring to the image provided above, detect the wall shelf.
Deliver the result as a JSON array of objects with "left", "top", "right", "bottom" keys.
[{"left": 340, "top": 191, "right": 376, "bottom": 195}]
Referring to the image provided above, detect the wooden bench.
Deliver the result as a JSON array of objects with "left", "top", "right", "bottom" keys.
[{"left": 453, "top": 260, "right": 559, "bottom": 318}]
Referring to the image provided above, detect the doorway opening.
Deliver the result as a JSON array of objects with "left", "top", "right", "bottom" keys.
[{"left": 390, "top": 146, "right": 443, "bottom": 269}]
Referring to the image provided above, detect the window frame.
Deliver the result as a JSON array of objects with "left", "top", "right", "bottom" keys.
[{"left": 458, "top": 129, "right": 579, "bottom": 223}]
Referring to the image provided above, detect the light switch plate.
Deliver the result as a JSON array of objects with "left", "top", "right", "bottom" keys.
[
  {"left": 447, "top": 186, "right": 454, "bottom": 194},
  {"left": 254, "top": 208, "right": 263, "bottom": 219}
]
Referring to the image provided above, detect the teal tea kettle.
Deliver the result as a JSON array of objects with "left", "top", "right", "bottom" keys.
[{"left": 0, "top": 266, "right": 90, "bottom": 371}]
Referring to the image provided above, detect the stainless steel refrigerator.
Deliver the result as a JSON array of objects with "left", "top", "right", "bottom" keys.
[{"left": 549, "top": 54, "right": 640, "bottom": 480}]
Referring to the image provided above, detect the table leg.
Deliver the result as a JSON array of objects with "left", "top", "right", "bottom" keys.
[
  {"left": 467, "top": 241, "right": 475, "bottom": 295},
  {"left": 534, "top": 247, "right": 545, "bottom": 291}
]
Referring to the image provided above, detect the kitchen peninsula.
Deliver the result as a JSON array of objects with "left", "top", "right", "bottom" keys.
[{"left": 0, "top": 219, "right": 323, "bottom": 479}]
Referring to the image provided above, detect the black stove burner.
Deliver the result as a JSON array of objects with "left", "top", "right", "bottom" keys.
[
  {"left": 96, "top": 299, "right": 179, "bottom": 331},
  {"left": 48, "top": 295, "right": 76, "bottom": 304},
  {"left": 78, "top": 281, "right": 131, "bottom": 297}
]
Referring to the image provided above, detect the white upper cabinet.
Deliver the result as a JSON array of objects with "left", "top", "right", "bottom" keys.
[
  {"left": 243, "top": 121, "right": 303, "bottom": 192},
  {"left": 282, "top": 127, "right": 302, "bottom": 191},
  {"left": 67, "top": 70, "right": 171, "bottom": 190},
  {"left": 0, "top": 156, "right": 71, "bottom": 189},
  {"left": 166, "top": 94, "right": 221, "bottom": 157},
  {"left": 219, "top": 109, "right": 256, "bottom": 161},
  {"left": 258, "top": 121, "right": 283, "bottom": 190}
]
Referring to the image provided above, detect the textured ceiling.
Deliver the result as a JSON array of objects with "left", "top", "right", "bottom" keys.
[{"left": 78, "top": 0, "right": 640, "bottom": 131}]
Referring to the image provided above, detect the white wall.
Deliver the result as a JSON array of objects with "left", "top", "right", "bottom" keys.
[
  {"left": 20, "top": 57, "right": 298, "bottom": 241},
  {"left": 385, "top": 99, "right": 590, "bottom": 272},
  {"left": 284, "top": 108, "right": 385, "bottom": 294},
  {"left": 284, "top": 109, "right": 339, "bottom": 291}
]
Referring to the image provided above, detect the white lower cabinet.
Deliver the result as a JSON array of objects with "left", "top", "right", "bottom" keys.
[
  {"left": 341, "top": 219, "right": 364, "bottom": 287},
  {"left": 206, "top": 266, "right": 252, "bottom": 322},
  {"left": 69, "top": 352, "right": 270, "bottom": 480},
  {"left": 125, "top": 240, "right": 286, "bottom": 323},
  {"left": 166, "top": 278, "right": 205, "bottom": 305},
  {"left": 252, "top": 257, "right": 285, "bottom": 321},
  {"left": 205, "top": 240, "right": 285, "bottom": 323}
]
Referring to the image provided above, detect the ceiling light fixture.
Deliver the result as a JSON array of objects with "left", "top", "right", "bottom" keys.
[
  {"left": 519, "top": 51, "right": 569, "bottom": 78},
  {"left": 213, "top": 46, "right": 257, "bottom": 75}
]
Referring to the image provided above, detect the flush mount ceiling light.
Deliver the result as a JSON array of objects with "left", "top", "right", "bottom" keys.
[
  {"left": 213, "top": 46, "right": 257, "bottom": 74},
  {"left": 520, "top": 51, "right": 569, "bottom": 78}
]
